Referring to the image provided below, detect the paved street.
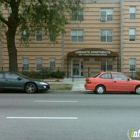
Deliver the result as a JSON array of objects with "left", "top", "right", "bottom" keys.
[{"left": 0, "top": 91, "right": 140, "bottom": 140}]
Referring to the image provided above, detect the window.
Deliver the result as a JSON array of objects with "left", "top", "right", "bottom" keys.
[
  {"left": 101, "top": 58, "right": 113, "bottom": 71},
  {"left": 129, "top": 29, "right": 135, "bottom": 41},
  {"left": 130, "top": 6, "right": 136, "bottom": 20},
  {"left": 49, "top": 58, "right": 55, "bottom": 70},
  {"left": 36, "top": 29, "right": 42, "bottom": 41},
  {"left": 23, "top": 58, "right": 29, "bottom": 70},
  {"left": 72, "top": 9, "right": 83, "bottom": 21},
  {"left": 49, "top": 30, "right": 56, "bottom": 42},
  {"left": 8, "top": 7, "right": 12, "bottom": 17},
  {"left": 112, "top": 73, "right": 128, "bottom": 80},
  {"left": 100, "top": 8, "right": 113, "bottom": 21},
  {"left": 0, "top": 72, "right": 3, "bottom": 79},
  {"left": 100, "top": 73, "right": 111, "bottom": 79},
  {"left": 22, "top": 29, "right": 29, "bottom": 41},
  {"left": 129, "top": 58, "right": 136, "bottom": 71},
  {"left": 36, "top": 58, "right": 42, "bottom": 70},
  {"left": 5, "top": 73, "right": 19, "bottom": 79},
  {"left": 22, "top": 5, "right": 29, "bottom": 17},
  {"left": 71, "top": 30, "right": 83, "bottom": 42},
  {"left": 49, "top": 6, "right": 55, "bottom": 20},
  {"left": 100, "top": 30, "right": 113, "bottom": 42}
]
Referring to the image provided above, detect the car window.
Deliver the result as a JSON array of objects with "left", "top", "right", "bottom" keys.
[
  {"left": 93, "top": 73, "right": 100, "bottom": 78},
  {"left": 5, "top": 73, "right": 19, "bottom": 79},
  {"left": 112, "top": 73, "right": 128, "bottom": 80},
  {"left": 15, "top": 72, "right": 28, "bottom": 79},
  {"left": 0, "top": 73, "right": 3, "bottom": 79},
  {"left": 100, "top": 73, "right": 112, "bottom": 79}
]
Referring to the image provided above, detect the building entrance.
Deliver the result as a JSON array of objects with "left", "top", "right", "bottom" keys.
[{"left": 71, "top": 58, "right": 83, "bottom": 77}]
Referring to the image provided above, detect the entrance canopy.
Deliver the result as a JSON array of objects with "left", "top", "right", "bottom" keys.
[{"left": 67, "top": 48, "right": 119, "bottom": 57}]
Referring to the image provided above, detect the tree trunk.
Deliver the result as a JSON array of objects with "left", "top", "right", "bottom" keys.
[{"left": 6, "top": 27, "right": 18, "bottom": 72}]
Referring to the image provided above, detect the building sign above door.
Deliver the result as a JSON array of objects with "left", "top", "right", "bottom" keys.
[
  {"left": 75, "top": 50, "right": 110, "bottom": 56},
  {"left": 67, "top": 48, "right": 119, "bottom": 57}
]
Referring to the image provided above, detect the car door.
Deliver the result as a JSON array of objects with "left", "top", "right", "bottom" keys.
[
  {"left": 112, "top": 73, "right": 133, "bottom": 91},
  {"left": 3, "top": 72, "right": 24, "bottom": 90},
  {"left": 99, "top": 73, "right": 113, "bottom": 91}
]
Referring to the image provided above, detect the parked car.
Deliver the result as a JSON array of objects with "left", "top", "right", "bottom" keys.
[
  {"left": 85, "top": 72, "right": 140, "bottom": 94},
  {"left": 0, "top": 71, "right": 50, "bottom": 93}
]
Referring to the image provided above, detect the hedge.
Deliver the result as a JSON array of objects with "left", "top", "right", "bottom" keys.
[{"left": 22, "top": 68, "right": 65, "bottom": 79}]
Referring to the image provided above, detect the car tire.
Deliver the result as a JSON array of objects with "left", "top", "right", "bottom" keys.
[
  {"left": 25, "top": 83, "right": 37, "bottom": 93},
  {"left": 135, "top": 86, "right": 140, "bottom": 94},
  {"left": 95, "top": 85, "right": 105, "bottom": 94}
]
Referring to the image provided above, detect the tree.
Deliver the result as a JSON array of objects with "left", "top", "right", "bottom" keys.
[{"left": 0, "top": 0, "right": 83, "bottom": 72}]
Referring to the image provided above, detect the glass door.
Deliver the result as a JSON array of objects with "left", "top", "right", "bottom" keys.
[{"left": 71, "top": 59, "right": 83, "bottom": 77}]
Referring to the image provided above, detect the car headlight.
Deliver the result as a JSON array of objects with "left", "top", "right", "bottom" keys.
[{"left": 39, "top": 82, "right": 48, "bottom": 85}]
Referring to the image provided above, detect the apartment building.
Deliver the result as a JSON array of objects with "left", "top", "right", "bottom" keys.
[{"left": 0, "top": 0, "right": 140, "bottom": 78}]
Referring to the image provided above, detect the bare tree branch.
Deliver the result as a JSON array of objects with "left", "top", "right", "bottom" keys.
[
  {"left": 0, "top": 15, "right": 8, "bottom": 26},
  {"left": 3, "top": 0, "right": 10, "bottom": 4},
  {"left": 16, "top": 0, "right": 22, "bottom": 7},
  {"left": 38, "top": 0, "right": 43, "bottom": 5}
]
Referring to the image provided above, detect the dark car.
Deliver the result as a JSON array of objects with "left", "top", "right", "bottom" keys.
[{"left": 0, "top": 71, "right": 50, "bottom": 93}]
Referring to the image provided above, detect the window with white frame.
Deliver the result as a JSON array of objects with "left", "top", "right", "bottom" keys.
[
  {"left": 71, "top": 30, "right": 83, "bottom": 42},
  {"left": 129, "top": 58, "right": 136, "bottom": 71},
  {"left": 49, "top": 30, "right": 56, "bottom": 42},
  {"left": 100, "top": 8, "right": 113, "bottom": 21},
  {"left": 36, "top": 29, "right": 42, "bottom": 41},
  {"left": 100, "top": 30, "right": 113, "bottom": 42},
  {"left": 49, "top": 58, "right": 55, "bottom": 70},
  {"left": 130, "top": 6, "right": 136, "bottom": 20},
  {"left": 72, "top": 9, "right": 84, "bottom": 21},
  {"left": 100, "top": 58, "right": 113, "bottom": 71},
  {"left": 129, "top": 29, "right": 136, "bottom": 41},
  {"left": 22, "top": 29, "right": 29, "bottom": 41},
  {"left": 23, "top": 58, "right": 29, "bottom": 70},
  {"left": 36, "top": 58, "right": 42, "bottom": 70}
]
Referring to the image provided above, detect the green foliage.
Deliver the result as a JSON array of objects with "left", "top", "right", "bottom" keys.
[
  {"left": 51, "top": 70, "right": 65, "bottom": 78},
  {"left": 22, "top": 71, "right": 42, "bottom": 79},
  {"left": 40, "top": 67, "right": 52, "bottom": 79},
  {"left": 22, "top": 68, "right": 66, "bottom": 79},
  {"left": 135, "top": 70, "right": 140, "bottom": 80},
  {"left": 0, "top": 0, "right": 83, "bottom": 72},
  {"left": 0, "top": 0, "right": 83, "bottom": 43}
]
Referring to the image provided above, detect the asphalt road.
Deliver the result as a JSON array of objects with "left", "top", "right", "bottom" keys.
[{"left": 0, "top": 91, "right": 140, "bottom": 140}]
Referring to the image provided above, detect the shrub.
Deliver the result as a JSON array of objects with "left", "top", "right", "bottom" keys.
[
  {"left": 135, "top": 70, "right": 140, "bottom": 80},
  {"left": 51, "top": 71, "right": 65, "bottom": 78},
  {"left": 22, "top": 71, "right": 41, "bottom": 79},
  {"left": 40, "top": 67, "right": 52, "bottom": 78},
  {"left": 22, "top": 68, "right": 66, "bottom": 79}
]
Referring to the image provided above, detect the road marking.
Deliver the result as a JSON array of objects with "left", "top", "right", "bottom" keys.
[
  {"left": 34, "top": 101, "right": 78, "bottom": 103},
  {"left": 6, "top": 117, "right": 78, "bottom": 120}
]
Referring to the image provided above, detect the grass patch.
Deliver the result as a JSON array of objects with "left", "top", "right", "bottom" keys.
[{"left": 50, "top": 84, "right": 73, "bottom": 90}]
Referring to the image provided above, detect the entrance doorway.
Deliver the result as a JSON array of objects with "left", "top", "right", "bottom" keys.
[{"left": 71, "top": 58, "right": 83, "bottom": 77}]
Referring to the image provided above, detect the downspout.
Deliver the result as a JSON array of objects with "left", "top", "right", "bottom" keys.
[
  {"left": 0, "top": 5, "right": 3, "bottom": 71},
  {"left": 120, "top": 0, "right": 124, "bottom": 72}
]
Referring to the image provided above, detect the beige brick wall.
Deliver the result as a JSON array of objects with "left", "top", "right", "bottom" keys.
[{"left": 1, "top": 0, "right": 140, "bottom": 77}]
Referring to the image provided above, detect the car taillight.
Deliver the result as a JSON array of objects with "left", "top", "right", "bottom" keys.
[{"left": 86, "top": 79, "right": 91, "bottom": 84}]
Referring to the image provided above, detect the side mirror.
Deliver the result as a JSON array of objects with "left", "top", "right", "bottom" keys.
[{"left": 17, "top": 77, "right": 22, "bottom": 80}]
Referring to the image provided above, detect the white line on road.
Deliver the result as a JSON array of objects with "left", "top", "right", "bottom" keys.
[
  {"left": 6, "top": 117, "right": 78, "bottom": 120},
  {"left": 34, "top": 101, "right": 78, "bottom": 103}
]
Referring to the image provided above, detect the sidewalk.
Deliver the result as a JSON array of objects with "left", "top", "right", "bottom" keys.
[{"left": 47, "top": 78, "right": 88, "bottom": 91}]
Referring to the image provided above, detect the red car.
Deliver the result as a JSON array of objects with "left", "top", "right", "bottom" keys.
[{"left": 85, "top": 72, "right": 140, "bottom": 94}]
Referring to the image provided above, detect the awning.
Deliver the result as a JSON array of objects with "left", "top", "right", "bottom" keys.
[{"left": 67, "top": 48, "right": 119, "bottom": 57}]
